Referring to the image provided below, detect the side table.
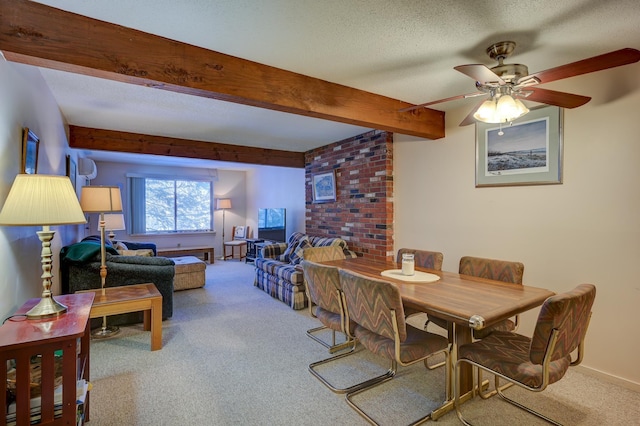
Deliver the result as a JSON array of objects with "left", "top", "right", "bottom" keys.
[
  {"left": 0, "top": 292, "right": 94, "bottom": 425},
  {"left": 78, "top": 283, "right": 163, "bottom": 351}
]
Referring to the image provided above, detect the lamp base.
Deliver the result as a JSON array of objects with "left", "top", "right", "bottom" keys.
[
  {"left": 26, "top": 296, "right": 68, "bottom": 319},
  {"left": 92, "top": 325, "right": 120, "bottom": 339},
  {"left": 91, "top": 315, "right": 120, "bottom": 339}
]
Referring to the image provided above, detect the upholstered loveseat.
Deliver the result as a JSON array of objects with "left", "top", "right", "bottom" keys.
[
  {"left": 60, "top": 240, "right": 175, "bottom": 326},
  {"left": 254, "top": 232, "right": 357, "bottom": 309}
]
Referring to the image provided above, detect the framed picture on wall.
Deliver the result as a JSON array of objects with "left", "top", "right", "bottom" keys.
[
  {"left": 312, "top": 170, "right": 337, "bottom": 203},
  {"left": 475, "top": 105, "right": 563, "bottom": 187},
  {"left": 21, "top": 128, "right": 40, "bottom": 174}
]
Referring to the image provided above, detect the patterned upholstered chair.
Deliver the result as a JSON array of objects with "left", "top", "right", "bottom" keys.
[
  {"left": 397, "top": 248, "right": 443, "bottom": 320},
  {"left": 340, "top": 269, "right": 451, "bottom": 425},
  {"left": 454, "top": 284, "right": 596, "bottom": 425},
  {"left": 302, "top": 248, "right": 350, "bottom": 353},
  {"left": 396, "top": 248, "right": 444, "bottom": 271},
  {"left": 396, "top": 248, "right": 446, "bottom": 369},
  {"left": 302, "top": 260, "right": 362, "bottom": 394}
]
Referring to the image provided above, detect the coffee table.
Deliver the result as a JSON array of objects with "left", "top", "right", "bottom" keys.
[{"left": 79, "top": 283, "right": 163, "bottom": 351}]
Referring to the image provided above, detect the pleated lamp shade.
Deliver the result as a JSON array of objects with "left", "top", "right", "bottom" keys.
[{"left": 0, "top": 174, "right": 86, "bottom": 226}]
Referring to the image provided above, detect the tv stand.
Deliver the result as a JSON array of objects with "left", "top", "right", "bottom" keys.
[{"left": 245, "top": 238, "right": 264, "bottom": 263}]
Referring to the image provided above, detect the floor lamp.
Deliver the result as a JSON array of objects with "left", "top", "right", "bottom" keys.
[
  {"left": 80, "top": 185, "right": 123, "bottom": 338},
  {"left": 0, "top": 174, "right": 86, "bottom": 319},
  {"left": 217, "top": 198, "right": 231, "bottom": 259}
]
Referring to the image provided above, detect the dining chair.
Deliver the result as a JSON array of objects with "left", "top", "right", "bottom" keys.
[
  {"left": 302, "top": 260, "right": 361, "bottom": 394},
  {"left": 454, "top": 284, "right": 596, "bottom": 426},
  {"left": 396, "top": 248, "right": 446, "bottom": 370},
  {"left": 441, "top": 256, "right": 526, "bottom": 397},
  {"left": 339, "top": 269, "right": 451, "bottom": 425},
  {"left": 396, "top": 248, "right": 444, "bottom": 271},
  {"left": 397, "top": 248, "right": 443, "bottom": 320},
  {"left": 302, "top": 247, "right": 349, "bottom": 353},
  {"left": 223, "top": 225, "right": 249, "bottom": 261}
]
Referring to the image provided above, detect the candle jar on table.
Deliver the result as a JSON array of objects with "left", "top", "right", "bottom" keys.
[{"left": 401, "top": 253, "right": 415, "bottom": 276}]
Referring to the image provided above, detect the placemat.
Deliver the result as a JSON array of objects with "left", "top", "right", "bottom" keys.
[{"left": 380, "top": 269, "right": 441, "bottom": 283}]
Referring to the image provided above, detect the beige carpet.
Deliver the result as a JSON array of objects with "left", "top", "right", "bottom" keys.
[{"left": 87, "top": 260, "right": 640, "bottom": 425}]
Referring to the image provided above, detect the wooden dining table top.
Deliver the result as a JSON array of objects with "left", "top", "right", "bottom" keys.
[{"left": 320, "top": 257, "right": 555, "bottom": 330}]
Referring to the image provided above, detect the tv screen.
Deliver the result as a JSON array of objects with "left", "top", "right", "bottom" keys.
[
  {"left": 258, "top": 208, "right": 286, "bottom": 242},
  {"left": 258, "top": 208, "right": 285, "bottom": 229}
]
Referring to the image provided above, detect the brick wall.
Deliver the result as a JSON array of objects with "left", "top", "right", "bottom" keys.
[{"left": 305, "top": 130, "right": 393, "bottom": 262}]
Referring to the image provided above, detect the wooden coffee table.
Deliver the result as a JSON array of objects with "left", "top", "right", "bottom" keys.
[{"left": 79, "top": 283, "right": 163, "bottom": 351}]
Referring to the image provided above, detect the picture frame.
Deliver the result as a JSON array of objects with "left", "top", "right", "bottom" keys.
[
  {"left": 21, "top": 128, "right": 40, "bottom": 174},
  {"left": 66, "top": 155, "right": 77, "bottom": 192},
  {"left": 475, "top": 105, "right": 563, "bottom": 187},
  {"left": 312, "top": 170, "right": 337, "bottom": 203}
]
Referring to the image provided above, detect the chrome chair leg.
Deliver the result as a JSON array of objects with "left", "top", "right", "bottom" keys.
[
  {"left": 456, "top": 358, "right": 564, "bottom": 426},
  {"left": 306, "top": 325, "right": 352, "bottom": 354},
  {"left": 308, "top": 339, "right": 366, "bottom": 394},
  {"left": 477, "top": 369, "right": 514, "bottom": 399},
  {"left": 344, "top": 360, "right": 398, "bottom": 423},
  {"left": 495, "top": 384, "right": 562, "bottom": 426},
  {"left": 347, "top": 348, "right": 452, "bottom": 426}
]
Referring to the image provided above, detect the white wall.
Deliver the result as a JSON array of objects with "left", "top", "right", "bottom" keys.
[
  {"left": 0, "top": 61, "right": 83, "bottom": 320},
  {"left": 90, "top": 161, "right": 247, "bottom": 257},
  {"left": 246, "top": 166, "right": 306, "bottom": 240},
  {"left": 394, "top": 66, "right": 640, "bottom": 388}
]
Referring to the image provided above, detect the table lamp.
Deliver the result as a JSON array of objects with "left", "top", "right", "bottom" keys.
[
  {"left": 101, "top": 213, "right": 126, "bottom": 244},
  {"left": 80, "top": 185, "right": 123, "bottom": 337},
  {"left": 0, "top": 174, "right": 87, "bottom": 319}
]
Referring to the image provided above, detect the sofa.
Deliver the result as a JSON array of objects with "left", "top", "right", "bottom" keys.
[
  {"left": 60, "top": 240, "right": 175, "bottom": 327},
  {"left": 254, "top": 232, "right": 357, "bottom": 309}
]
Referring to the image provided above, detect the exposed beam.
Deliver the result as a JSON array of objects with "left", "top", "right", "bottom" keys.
[
  {"left": 69, "top": 126, "right": 305, "bottom": 168},
  {"left": 0, "top": 0, "right": 445, "bottom": 140}
]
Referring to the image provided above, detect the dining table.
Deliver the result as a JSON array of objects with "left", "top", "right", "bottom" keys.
[{"left": 320, "top": 256, "right": 555, "bottom": 418}]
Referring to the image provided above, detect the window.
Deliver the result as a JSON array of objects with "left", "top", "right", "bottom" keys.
[{"left": 128, "top": 176, "right": 213, "bottom": 234}]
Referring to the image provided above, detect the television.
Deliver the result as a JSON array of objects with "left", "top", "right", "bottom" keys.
[{"left": 257, "top": 208, "right": 286, "bottom": 242}]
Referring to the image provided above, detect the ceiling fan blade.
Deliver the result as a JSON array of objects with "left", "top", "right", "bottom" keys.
[
  {"left": 524, "top": 87, "right": 591, "bottom": 108},
  {"left": 527, "top": 48, "right": 640, "bottom": 84},
  {"left": 399, "top": 92, "right": 484, "bottom": 113},
  {"left": 454, "top": 64, "right": 505, "bottom": 85},
  {"left": 459, "top": 99, "right": 487, "bottom": 126}
]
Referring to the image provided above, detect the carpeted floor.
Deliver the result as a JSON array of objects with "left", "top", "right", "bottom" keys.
[{"left": 87, "top": 260, "right": 640, "bottom": 425}]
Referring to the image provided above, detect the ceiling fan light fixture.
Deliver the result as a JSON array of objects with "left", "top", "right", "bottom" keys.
[
  {"left": 496, "top": 94, "right": 529, "bottom": 121},
  {"left": 513, "top": 97, "right": 529, "bottom": 115},
  {"left": 473, "top": 99, "right": 498, "bottom": 122},
  {"left": 474, "top": 94, "right": 529, "bottom": 124}
]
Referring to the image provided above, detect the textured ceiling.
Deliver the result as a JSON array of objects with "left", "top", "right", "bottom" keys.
[{"left": 27, "top": 0, "right": 640, "bottom": 169}]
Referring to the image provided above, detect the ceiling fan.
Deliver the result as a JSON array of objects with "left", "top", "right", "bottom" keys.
[{"left": 401, "top": 41, "right": 640, "bottom": 126}]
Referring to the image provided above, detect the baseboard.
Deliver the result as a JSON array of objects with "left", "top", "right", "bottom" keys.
[{"left": 574, "top": 365, "right": 640, "bottom": 393}]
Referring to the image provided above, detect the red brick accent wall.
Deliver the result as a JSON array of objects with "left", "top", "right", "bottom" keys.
[{"left": 305, "top": 130, "right": 393, "bottom": 262}]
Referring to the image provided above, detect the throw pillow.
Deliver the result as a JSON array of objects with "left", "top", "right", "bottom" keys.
[
  {"left": 290, "top": 237, "right": 312, "bottom": 265},
  {"left": 282, "top": 233, "right": 305, "bottom": 261},
  {"left": 119, "top": 249, "right": 154, "bottom": 257}
]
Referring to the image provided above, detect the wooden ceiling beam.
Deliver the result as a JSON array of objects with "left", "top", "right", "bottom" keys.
[
  {"left": 0, "top": 0, "right": 444, "bottom": 140},
  {"left": 69, "top": 126, "right": 305, "bottom": 168}
]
